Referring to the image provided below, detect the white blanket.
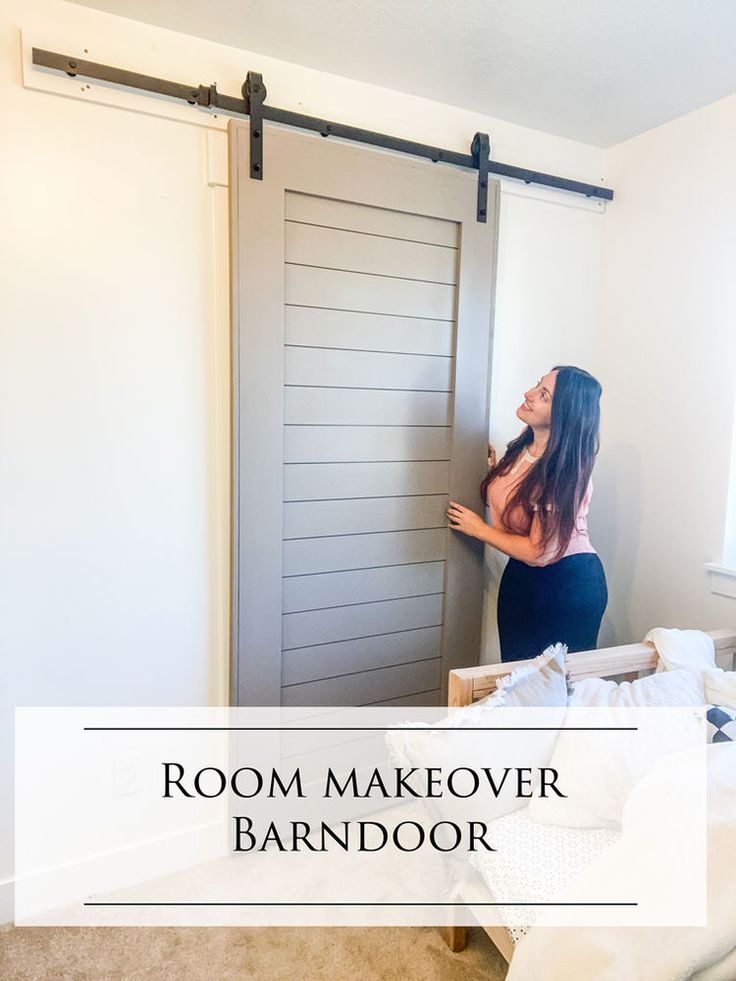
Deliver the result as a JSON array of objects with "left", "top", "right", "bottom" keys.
[{"left": 506, "top": 743, "right": 736, "bottom": 981}]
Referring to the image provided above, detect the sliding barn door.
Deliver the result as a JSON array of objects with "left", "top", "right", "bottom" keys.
[{"left": 230, "top": 122, "right": 499, "bottom": 707}]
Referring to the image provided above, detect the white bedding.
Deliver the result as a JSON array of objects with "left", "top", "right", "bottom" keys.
[
  {"left": 470, "top": 807, "right": 619, "bottom": 944},
  {"left": 505, "top": 743, "right": 736, "bottom": 981}
]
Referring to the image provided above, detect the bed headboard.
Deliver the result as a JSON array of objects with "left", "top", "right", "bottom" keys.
[{"left": 448, "top": 628, "right": 736, "bottom": 707}]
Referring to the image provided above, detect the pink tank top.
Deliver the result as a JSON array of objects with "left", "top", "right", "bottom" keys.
[{"left": 486, "top": 449, "right": 596, "bottom": 566}]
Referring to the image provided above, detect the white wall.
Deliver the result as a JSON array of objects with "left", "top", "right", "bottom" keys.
[
  {"left": 594, "top": 93, "right": 736, "bottom": 645},
  {"left": 482, "top": 189, "right": 606, "bottom": 659},
  {"left": 0, "top": 0, "right": 607, "bottom": 920}
]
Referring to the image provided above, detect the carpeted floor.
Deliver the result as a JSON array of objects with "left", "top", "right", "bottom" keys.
[{"left": 0, "top": 924, "right": 509, "bottom": 980}]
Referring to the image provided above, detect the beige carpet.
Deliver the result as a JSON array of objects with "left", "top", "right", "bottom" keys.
[{"left": 0, "top": 925, "right": 509, "bottom": 980}]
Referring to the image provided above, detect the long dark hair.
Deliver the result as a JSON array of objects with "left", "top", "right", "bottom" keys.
[{"left": 480, "top": 365, "right": 602, "bottom": 560}]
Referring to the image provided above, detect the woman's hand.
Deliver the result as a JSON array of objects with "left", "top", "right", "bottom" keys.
[
  {"left": 448, "top": 500, "right": 549, "bottom": 564},
  {"left": 447, "top": 501, "right": 487, "bottom": 540}
]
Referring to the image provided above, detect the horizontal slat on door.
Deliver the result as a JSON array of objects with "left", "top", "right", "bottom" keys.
[
  {"left": 285, "top": 193, "right": 458, "bottom": 248},
  {"left": 285, "top": 307, "right": 454, "bottom": 356},
  {"left": 285, "top": 223, "right": 457, "bottom": 284},
  {"left": 283, "top": 625, "right": 442, "bottom": 684},
  {"left": 281, "top": 658, "right": 443, "bottom": 707},
  {"left": 285, "top": 265, "right": 456, "bottom": 320},
  {"left": 285, "top": 347, "right": 453, "bottom": 391},
  {"left": 283, "top": 594, "right": 443, "bottom": 649},
  {"left": 284, "top": 426, "right": 450, "bottom": 463},
  {"left": 285, "top": 388, "right": 452, "bottom": 426},
  {"left": 283, "top": 560, "right": 444, "bottom": 612},
  {"left": 283, "top": 528, "right": 447, "bottom": 576},
  {"left": 284, "top": 498, "right": 447, "bottom": 540},
  {"left": 284, "top": 461, "right": 450, "bottom": 501},
  {"left": 368, "top": 689, "right": 442, "bottom": 707}
]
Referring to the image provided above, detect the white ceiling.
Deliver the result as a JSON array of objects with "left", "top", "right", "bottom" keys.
[{"left": 69, "top": 0, "right": 736, "bottom": 146}]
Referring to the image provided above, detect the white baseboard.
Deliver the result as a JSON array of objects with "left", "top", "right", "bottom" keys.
[{"left": 14, "top": 818, "right": 229, "bottom": 924}]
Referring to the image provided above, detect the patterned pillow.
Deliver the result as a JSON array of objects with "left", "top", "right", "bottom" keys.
[{"left": 706, "top": 704, "right": 736, "bottom": 743}]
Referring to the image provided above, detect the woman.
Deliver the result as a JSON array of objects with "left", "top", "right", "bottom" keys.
[{"left": 447, "top": 365, "right": 607, "bottom": 662}]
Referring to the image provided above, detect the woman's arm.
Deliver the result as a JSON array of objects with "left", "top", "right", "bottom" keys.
[{"left": 446, "top": 501, "right": 547, "bottom": 566}]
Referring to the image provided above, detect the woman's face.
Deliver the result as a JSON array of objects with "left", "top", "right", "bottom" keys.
[{"left": 516, "top": 370, "right": 557, "bottom": 428}]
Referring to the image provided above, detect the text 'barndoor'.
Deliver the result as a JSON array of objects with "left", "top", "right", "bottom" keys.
[{"left": 230, "top": 123, "right": 499, "bottom": 707}]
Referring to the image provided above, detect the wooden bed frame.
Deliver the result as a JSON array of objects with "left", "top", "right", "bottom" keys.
[{"left": 439, "top": 627, "right": 736, "bottom": 963}]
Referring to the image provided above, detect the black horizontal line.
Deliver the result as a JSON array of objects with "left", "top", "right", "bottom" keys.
[
  {"left": 83, "top": 727, "right": 638, "bottom": 732},
  {"left": 282, "top": 656, "right": 440, "bottom": 688},
  {"left": 284, "top": 218, "right": 458, "bottom": 251},
  {"left": 286, "top": 260, "right": 457, "bottom": 288},
  {"left": 284, "top": 496, "right": 448, "bottom": 504},
  {"left": 284, "top": 424, "right": 451, "bottom": 428},
  {"left": 283, "top": 561, "right": 445, "bottom": 578},
  {"left": 281, "top": 623, "right": 444, "bottom": 651},
  {"left": 285, "top": 343, "right": 453, "bottom": 360},
  {"left": 284, "top": 460, "right": 450, "bottom": 465},
  {"left": 362, "top": 688, "right": 439, "bottom": 707},
  {"left": 84, "top": 901, "right": 637, "bottom": 907},
  {"left": 284, "top": 527, "right": 446, "bottom": 541},
  {"left": 284, "top": 592, "right": 443, "bottom": 615},
  {"left": 284, "top": 384, "right": 452, "bottom": 393},
  {"left": 285, "top": 303, "right": 454, "bottom": 324}
]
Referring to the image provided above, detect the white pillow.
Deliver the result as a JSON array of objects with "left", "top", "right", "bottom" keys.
[
  {"left": 644, "top": 626, "right": 736, "bottom": 709},
  {"left": 528, "top": 669, "right": 706, "bottom": 829},
  {"left": 385, "top": 644, "right": 568, "bottom": 823},
  {"left": 645, "top": 627, "right": 716, "bottom": 673},
  {"left": 481, "top": 642, "right": 570, "bottom": 709},
  {"left": 704, "top": 670, "right": 736, "bottom": 709}
]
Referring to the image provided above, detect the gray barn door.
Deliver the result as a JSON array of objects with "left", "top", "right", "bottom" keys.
[{"left": 230, "top": 122, "right": 499, "bottom": 707}]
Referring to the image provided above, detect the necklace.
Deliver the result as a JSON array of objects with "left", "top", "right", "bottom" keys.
[{"left": 510, "top": 449, "right": 539, "bottom": 476}]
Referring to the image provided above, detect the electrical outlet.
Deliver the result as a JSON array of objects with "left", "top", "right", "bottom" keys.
[{"left": 113, "top": 752, "right": 144, "bottom": 797}]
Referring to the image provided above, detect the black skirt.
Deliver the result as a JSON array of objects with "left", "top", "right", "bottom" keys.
[{"left": 497, "top": 552, "right": 608, "bottom": 663}]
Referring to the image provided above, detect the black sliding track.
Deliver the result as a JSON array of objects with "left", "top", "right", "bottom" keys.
[{"left": 32, "top": 47, "right": 614, "bottom": 220}]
